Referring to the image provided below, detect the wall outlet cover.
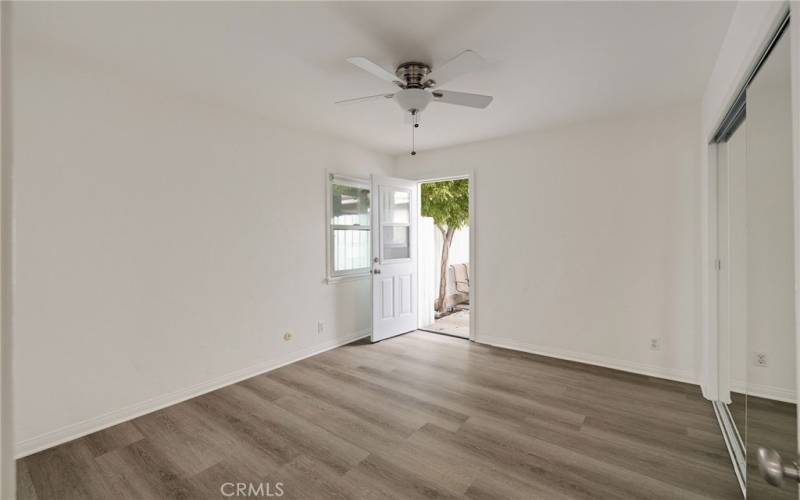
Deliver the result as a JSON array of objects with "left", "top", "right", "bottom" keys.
[
  {"left": 755, "top": 352, "right": 768, "bottom": 367},
  {"left": 650, "top": 338, "right": 661, "bottom": 351}
]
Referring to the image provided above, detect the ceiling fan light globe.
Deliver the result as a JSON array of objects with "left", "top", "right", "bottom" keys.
[{"left": 393, "top": 89, "right": 433, "bottom": 113}]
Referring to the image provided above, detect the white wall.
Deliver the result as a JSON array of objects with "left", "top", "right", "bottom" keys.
[
  {"left": 12, "top": 43, "right": 392, "bottom": 456},
  {"left": 448, "top": 227, "right": 470, "bottom": 267},
  {"left": 418, "top": 217, "right": 437, "bottom": 327},
  {"left": 395, "top": 104, "right": 702, "bottom": 383}
]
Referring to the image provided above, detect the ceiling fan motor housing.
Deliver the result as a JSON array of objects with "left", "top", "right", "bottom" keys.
[{"left": 395, "top": 62, "right": 432, "bottom": 88}]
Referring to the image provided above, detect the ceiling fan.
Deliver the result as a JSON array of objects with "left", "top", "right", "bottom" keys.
[{"left": 336, "top": 50, "right": 493, "bottom": 155}]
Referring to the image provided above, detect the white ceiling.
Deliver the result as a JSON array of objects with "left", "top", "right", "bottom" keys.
[{"left": 15, "top": 2, "right": 735, "bottom": 155}]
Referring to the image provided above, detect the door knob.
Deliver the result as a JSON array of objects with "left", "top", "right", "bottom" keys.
[
  {"left": 372, "top": 269, "right": 381, "bottom": 274},
  {"left": 758, "top": 447, "right": 800, "bottom": 487}
]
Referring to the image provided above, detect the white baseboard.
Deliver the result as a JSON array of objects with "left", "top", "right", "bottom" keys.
[
  {"left": 15, "top": 331, "right": 370, "bottom": 458},
  {"left": 700, "top": 382, "right": 714, "bottom": 400},
  {"left": 476, "top": 334, "right": 698, "bottom": 385},
  {"left": 730, "top": 381, "right": 796, "bottom": 403}
]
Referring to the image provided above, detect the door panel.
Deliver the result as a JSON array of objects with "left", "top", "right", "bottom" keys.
[
  {"left": 399, "top": 275, "right": 412, "bottom": 315},
  {"left": 740, "top": 29, "right": 797, "bottom": 499},
  {"left": 371, "top": 175, "right": 418, "bottom": 342},
  {"left": 380, "top": 278, "right": 394, "bottom": 319},
  {"left": 717, "top": 127, "right": 749, "bottom": 486}
]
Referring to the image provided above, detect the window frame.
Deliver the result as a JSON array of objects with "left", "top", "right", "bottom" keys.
[
  {"left": 378, "top": 185, "right": 413, "bottom": 263},
  {"left": 326, "top": 173, "right": 372, "bottom": 282}
]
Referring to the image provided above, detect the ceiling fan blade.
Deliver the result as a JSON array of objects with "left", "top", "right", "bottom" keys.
[
  {"left": 335, "top": 93, "right": 394, "bottom": 105},
  {"left": 346, "top": 57, "right": 403, "bottom": 86},
  {"left": 432, "top": 90, "right": 493, "bottom": 109},
  {"left": 425, "top": 50, "right": 485, "bottom": 88}
]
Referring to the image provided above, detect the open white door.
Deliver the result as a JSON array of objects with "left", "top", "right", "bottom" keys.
[{"left": 371, "top": 175, "right": 418, "bottom": 342}]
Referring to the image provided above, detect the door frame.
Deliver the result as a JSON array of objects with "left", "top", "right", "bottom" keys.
[
  {"left": 414, "top": 172, "right": 476, "bottom": 342},
  {"left": 0, "top": 1, "right": 14, "bottom": 496},
  {"left": 711, "top": 136, "right": 748, "bottom": 494}
]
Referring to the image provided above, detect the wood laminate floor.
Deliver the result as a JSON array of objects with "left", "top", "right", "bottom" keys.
[
  {"left": 726, "top": 391, "right": 796, "bottom": 499},
  {"left": 17, "top": 332, "right": 741, "bottom": 499},
  {"left": 745, "top": 395, "right": 797, "bottom": 500}
]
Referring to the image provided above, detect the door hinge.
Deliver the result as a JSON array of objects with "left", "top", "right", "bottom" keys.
[{"left": 715, "top": 259, "right": 722, "bottom": 271}]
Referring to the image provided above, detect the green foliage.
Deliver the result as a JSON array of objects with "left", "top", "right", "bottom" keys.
[{"left": 420, "top": 179, "right": 469, "bottom": 231}]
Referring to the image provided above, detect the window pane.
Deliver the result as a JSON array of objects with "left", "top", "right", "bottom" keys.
[
  {"left": 333, "top": 229, "right": 370, "bottom": 272},
  {"left": 332, "top": 184, "right": 370, "bottom": 226},
  {"left": 384, "top": 189, "right": 410, "bottom": 224},
  {"left": 383, "top": 225, "right": 409, "bottom": 260}
]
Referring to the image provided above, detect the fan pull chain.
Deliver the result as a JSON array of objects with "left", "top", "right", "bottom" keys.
[{"left": 410, "top": 110, "right": 418, "bottom": 156}]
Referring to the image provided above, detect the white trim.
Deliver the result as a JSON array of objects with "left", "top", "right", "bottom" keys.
[
  {"left": 330, "top": 225, "right": 370, "bottom": 230},
  {"left": 722, "top": 400, "right": 745, "bottom": 453},
  {"left": 730, "top": 381, "right": 797, "bottom": 404},
  {"left": 713, "top": 402, "right": 746, "bottom": 498},
  {"left": 478, "top": 334, "right": 698, "bottom": 385},
  {"left": 702, "top": 143, "right": 720, "bottom": 400},
  {"left": 330, "top": 173, "right": 369, "bottom": 188},
  {"left": 468, "top": 171, "right": 476, "bottom": 342},
  {"left": 15, "top": 330, "right": 370, "bottom": 458},
  {"left": 325, "top": 169, "right": 333, "bottom": 281},
  {"left": 793, "top": 2, "right": 800, "bottom": 433},
  {"left": 0, "top": 2, "right": 13, "bottom": 496},
  {"left": 716, "top": 141, "right": 731, "bottom": 404},
  {"left": 325, "top": 273, "right": 370, "bottom": 285},
  {"left": 414, "top": 173, "right": 471, "bottom": 183}
]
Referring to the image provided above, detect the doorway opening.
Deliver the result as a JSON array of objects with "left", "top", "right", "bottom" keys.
[{"left": 417, "top": 177, "right": 471, "bottom": 339}]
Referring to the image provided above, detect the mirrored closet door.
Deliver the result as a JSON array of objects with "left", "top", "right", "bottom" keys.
[{"left": 715, "top": 20, "right": 797, "bottom": 499}]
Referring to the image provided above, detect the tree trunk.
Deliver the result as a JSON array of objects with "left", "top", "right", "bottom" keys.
[{"left": 436, "top": 226, "right": 456, "bottom": 314}]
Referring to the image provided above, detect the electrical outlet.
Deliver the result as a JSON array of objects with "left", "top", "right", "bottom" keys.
[
  {"left": 650, "top": 338, "right": 661, "bottom": 351},
  {"left": 755, "top": 352, "right": 768, "bottom": 367},
  {"left": 317, "top": 321, "right": 325, "bottom": 335},
  {"left": 283, "top": 331, "right": 293, "bottom": 342}
]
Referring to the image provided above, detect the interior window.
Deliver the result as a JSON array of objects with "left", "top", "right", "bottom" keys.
[{"left": 330, "top": 176, "right": 371, "bottom": 277}]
